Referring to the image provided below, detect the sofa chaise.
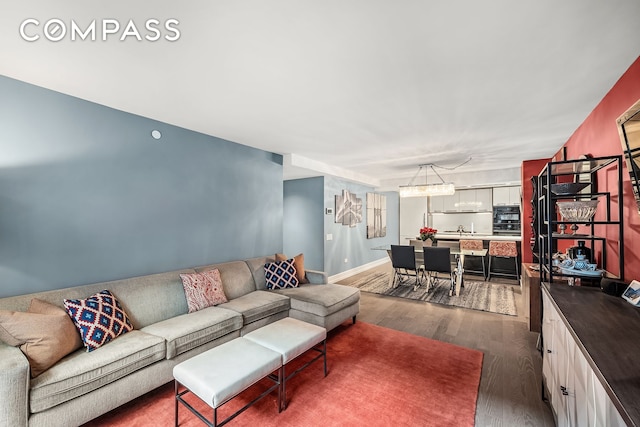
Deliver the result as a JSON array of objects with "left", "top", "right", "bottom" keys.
[{"left": 0, "top": 256, "right": 360, "bottom": 427}]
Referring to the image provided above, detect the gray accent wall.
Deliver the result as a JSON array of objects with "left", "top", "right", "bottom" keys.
[
  {"left": 283, "top": 177, "right": 324, "bottom": 271},
  {"left": 0, "top": 75, "right": 283, "bottom": 298},
  {"left": 283, "top": 176, "right": 399, "bottom": 277},
  {"left": 324, "top": 177, "right": 398, "bottom": 276}
]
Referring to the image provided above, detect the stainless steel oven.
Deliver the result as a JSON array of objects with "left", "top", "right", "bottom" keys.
[{"left": 493, "top": 206, "right": 521, "bottom": 235}]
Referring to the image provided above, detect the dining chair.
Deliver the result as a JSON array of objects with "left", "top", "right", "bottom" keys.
[
  {"left": 390, "top": 245, "right": 424, "bottom": 291},
  {"left": 487, "top": 240, "right": 519, "bottom": 281},
  {"left": 422, "top": 246, "right": 455, "bottom": 292},
  {"left": 435, "top": 240, "right": 459, "bottom": 272},
  {"left": 459, "top": 239, "right": 487, "bottom": 280},
  {"left": 409, "top": 239, "right": 426, "bottom": 269}
]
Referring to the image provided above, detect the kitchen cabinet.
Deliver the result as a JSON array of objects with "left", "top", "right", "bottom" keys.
[
  {"left": 475, "top": 188, "right": 493, "bottom": 211},
  {"left": 430, "top": 195, "right": 444, "bottom": 213},
  {"left": 493, "top": 186, "right": 521, "bottom": 206},
  {"left": 541, "top": 289, "right": 627, "bottom": 427},
  {"left": 435, "top": 189, "right": 492, "bottom": 212},
  {"left": 442, "top": 192, "right": 459, "bottom": 212},
  {"left": 400, "top": 196, "right": 427, "bottom": 241},
  {"left": 457, "top": 189, "right": 475, "bottom": 211}
]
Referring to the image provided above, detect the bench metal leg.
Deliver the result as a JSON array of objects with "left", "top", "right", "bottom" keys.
[
  {"left": 175, "top": 380, "right": 179, "bottom": 427},
  {"left": 175, "top": 372, "right": 281, "bottom": 427},
  {"left": 280, "top": 339, "right": 327, "bottom": 411}
]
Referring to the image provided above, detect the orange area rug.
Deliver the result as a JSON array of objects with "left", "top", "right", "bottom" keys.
[{"left": 85, "top": 322, "right": 483, "bottom": 427}]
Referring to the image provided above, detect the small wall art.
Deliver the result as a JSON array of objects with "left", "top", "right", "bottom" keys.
[
  {"left": 335, "top": 189, "right": 362, "bottom": 227},
  {"left": 366, "top": 193, "right": 387, "bottom": 238}
]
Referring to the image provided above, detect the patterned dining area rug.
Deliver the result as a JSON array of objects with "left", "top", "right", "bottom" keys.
[{"left": 341, "top": 271, "right": 517, "bottom": 316}]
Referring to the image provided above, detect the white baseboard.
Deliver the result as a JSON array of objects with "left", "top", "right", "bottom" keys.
[{"left": 329, "top": 257, "right": 389, "bottom": 283}]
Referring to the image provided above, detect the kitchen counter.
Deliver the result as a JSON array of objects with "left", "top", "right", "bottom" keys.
[{"left": 433, "top": 233, "right": 521, "bottom": 241}]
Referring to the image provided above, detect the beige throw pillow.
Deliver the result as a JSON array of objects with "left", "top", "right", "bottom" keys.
[
  {"left": 275, "top": 253, "right": 309, "bottom": 284},
  {"left": 0, "top": 299, "right": 83, "bottom": 377}
]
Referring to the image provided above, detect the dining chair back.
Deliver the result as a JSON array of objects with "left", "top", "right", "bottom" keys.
[
  {"left": 436, "top": 240, "right": 460, "bottom": 251},
  {"left": 409, "top": 239, "right": 425, "bottom": 266},
  {"left": 422, "top": 246, "right": 455, "bottom": 290},
  {"left": 390, "top": 245, "right": 424, "bottom": 290},
  {"left": 459, "top": 239, "right": 487, "bottom": 280},
  {"left": 487, "top": 240, "right": 519, "bottom": 281},
  {"left": 460, "top": 239, "right": 483, "bottom": 250},
  {"left": 433, "top": 240, "right": 459, "bottom": 270}
]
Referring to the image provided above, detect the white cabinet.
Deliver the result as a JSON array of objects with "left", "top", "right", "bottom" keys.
[
  {"left": 400, "top": 196, "right": 427, "bottom": 242},
  {"left": 475, "top": 188, "right": 493, "bottom": 212},
  {"left": 430, "top": 196, "right": 444, "bottom": 213},
  {"left": 435, "top": 189, "right": 492, "bottom": 212},
  {"left": 442, "top": 193, "right": 459, "bottom": 212},
  {"left": 510, "top": 186, "right": 521, "bottom": 205},
  {"left": 542, "top": 290, "right": 626, "bottom": 427},
  {"left": 457, "top": 190, "right": 475, "bottom": 211},
  {"left": 493, "top": 186, "right": 521, "bottom": 206},
  {"left": 587, "top": 369, "right": 627, "bottom": 427}
]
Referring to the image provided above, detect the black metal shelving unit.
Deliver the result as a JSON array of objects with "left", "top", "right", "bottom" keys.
[{"left": 537, "top": 155, "right": 624, "bottom": 284}]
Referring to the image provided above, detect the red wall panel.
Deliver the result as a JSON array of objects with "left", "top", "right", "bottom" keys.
[
  {"left": 529, "top": 56, "right": 640, "bottom": 281},
  {"left": 521, "top": 159, "right": 551, "bottom": 263}
]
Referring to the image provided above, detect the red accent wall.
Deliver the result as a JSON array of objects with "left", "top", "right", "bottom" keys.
[
  {"left": 523, "top": 56, "right": 640, "bottom": 280},
  {"left": 521, "top": 159, "right": 551, "bottom": 263}
]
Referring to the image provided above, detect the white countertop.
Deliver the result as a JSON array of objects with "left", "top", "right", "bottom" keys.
[{"left": 411, "top": 233, "right": 522, "bottom": 242}]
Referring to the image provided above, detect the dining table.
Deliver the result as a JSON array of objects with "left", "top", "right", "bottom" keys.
[{"left": 373, "top": 245, "right": 488, "bottom": 296}]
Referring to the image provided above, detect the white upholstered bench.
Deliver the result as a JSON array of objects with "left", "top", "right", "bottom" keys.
[
  {"left": 244, "top": 317, "right": 327, "bottom": 410},
  {"left": 173, "top": 318, "right": 327, "bottom": 425},
  {"left": 173, "top": 338, "right": 282, "bottom": 427}
]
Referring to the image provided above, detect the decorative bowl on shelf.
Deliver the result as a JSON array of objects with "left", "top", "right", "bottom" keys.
[
  {"left": 557, "top": 200, "right": 599, "bottom": 222},
  {"left": 545, "top": 182, "right": 590, "bottom": 196}
]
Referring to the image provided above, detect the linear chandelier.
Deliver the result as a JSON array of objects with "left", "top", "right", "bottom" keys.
[{"left": 399, "top": 164, "right": 456, "bottom": 197}]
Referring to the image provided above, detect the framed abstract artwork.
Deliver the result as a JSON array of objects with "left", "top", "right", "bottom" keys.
[
  {"left": 366, "top": 193, "right": 386, "bottom": 238},
  {"left": 335, "top": 190, "right": 362, "bottom": 227}
]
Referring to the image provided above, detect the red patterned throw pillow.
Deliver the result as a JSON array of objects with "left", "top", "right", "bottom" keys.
[
  {"left": 63, "top": 290, "right": 133, "bottom": 352},
  {"left": 265, "top": 259, "right": 299, "bottom": 289},
  {"left": 180, "top": 269, "right": 228, "bottom": 313}
]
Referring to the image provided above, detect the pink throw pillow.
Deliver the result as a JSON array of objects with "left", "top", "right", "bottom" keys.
[{"left": 180, "top": 269, "right": 228, "bottom": 313}]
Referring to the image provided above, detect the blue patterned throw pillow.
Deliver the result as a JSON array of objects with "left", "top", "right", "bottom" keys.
[
  {"left": 265, "top": 259, "right": 300, "bottom": 290},
  {"left": 63, "top": 290, "right": 133, "bottom": 352}
]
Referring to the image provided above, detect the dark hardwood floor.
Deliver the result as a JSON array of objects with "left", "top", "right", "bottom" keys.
[{"left": 336, "top": 262, "right": 555, "bottom": 427}]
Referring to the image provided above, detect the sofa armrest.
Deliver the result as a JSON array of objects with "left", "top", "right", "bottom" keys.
[
  {"left": 0, "top": 343, "right": 29, "bottom": 426},
  {"left": 305, "top": 269, "right": 328, "bottom": 284}
]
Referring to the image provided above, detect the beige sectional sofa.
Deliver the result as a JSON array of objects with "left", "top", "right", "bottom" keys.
[{"left": 0, "top": 256, "right": 360, "bottom": 427}]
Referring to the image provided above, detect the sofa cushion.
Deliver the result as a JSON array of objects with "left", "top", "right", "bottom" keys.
[
  {"left": 194, "top": 261, "right": 256, "bottom": 300},
  {"left": 245, "top": 256, "right": 275, "bottom": 290},
  {"left": 0, "top": 299, "right": 83, "bottom": 378},
  {"left": 64, "top": 290, "right": 133, "bottom": 352},
  {"left": 9, "top": 269, "right": 196, "bottom": 331},
  {"left": 29, "top": 330, "right": 165, "bottom": 413},
  {"left": 217, "top": 290, "right": 290, "bottom": 325},
  {"left": 86, "top": 269, "right": 195, "bottom": 329},
  {"left": 141, "top": 306, "right": 242, "bottom": 359},
  {"left": 273, "top": 284, "right": 360, "bottom": 317},
  {"left": 275, "top": 253, "right": 309, "bottom": 284},
  {"left": 180, "top": 269, "right": 228, "bottom": 313},
  {"left": 265, "top": 259, "right": 299, "bottom": 289}
]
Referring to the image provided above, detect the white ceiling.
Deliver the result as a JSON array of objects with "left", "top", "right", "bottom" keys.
[{"left": 1, "top": 1, "right": 639, "bottom": 189}]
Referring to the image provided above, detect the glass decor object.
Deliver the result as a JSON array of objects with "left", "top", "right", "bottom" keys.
[
  {"left": 557, "top": 200, "right": 599, "bottom": 235},
  {"left": 557, "top": 200, "right": 599, "bottom": 222}
]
